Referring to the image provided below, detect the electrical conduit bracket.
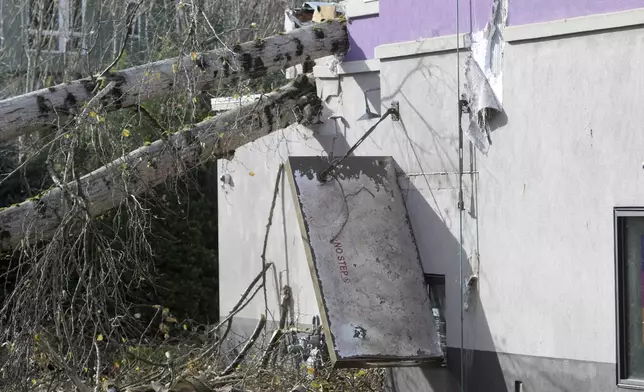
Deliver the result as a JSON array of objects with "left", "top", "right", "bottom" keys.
[{"left": 390, "top": 101, "right": 400, "bottom": 121}]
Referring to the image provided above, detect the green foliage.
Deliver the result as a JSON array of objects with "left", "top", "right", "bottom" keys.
[
  {"left": 0, "top": 147, "right": 52, "bottom": 207},
  {"left": 0, "top": 156, "right": 219, "bottom": 325},
  {"left": 144, "top": 170, "right": 219, "bottom": 323}
]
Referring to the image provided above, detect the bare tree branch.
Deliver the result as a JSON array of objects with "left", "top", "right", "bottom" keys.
[
  {"left": 0, "top": 75, "right": 321, "bottom": 250},
  {"left": 221, "top": 314, "right": 266, "bottom": 376}
]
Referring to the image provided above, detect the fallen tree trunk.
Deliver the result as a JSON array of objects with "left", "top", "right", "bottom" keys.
[
  {"left": 0, "top": 20, "right": 346, "bottom": 142},
  {"left": 0, "top": 75, "right": 320, "bottom": 251}
]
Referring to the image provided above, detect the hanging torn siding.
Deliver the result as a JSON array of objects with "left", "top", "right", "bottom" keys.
[
  {"left": 465, "top": 0, "right": 508, "bottom": 154},
  {"left": 286, "top": 156, "right": 443, "bottom": 368}
]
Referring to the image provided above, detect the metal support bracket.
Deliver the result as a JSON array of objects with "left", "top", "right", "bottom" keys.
[
  {"left": 391, "top": 101, "right": 400, "bottom": 121},
  {"left": 459, "top": 96, "right": 470, "bottom": 114}
]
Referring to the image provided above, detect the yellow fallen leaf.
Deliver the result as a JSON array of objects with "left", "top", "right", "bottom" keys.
[
  {"left": 183, "top": 324, "right": 188, "bottom": 330},
  {"left": 89, "top": 111, "right": 97, "bottom": 118},
  {"left": 249, "top": 171, "right": 255, "bottom": 176},
  {"left": 191, "top": 52, "right": 197, "bottom": 61},
  {"left": 96, "top": 334, "right": 104, "bottom": 342},
  {"left": 166, "top": 316, "right": 178, "bottom": 323},
  {"left": 121, "top": 128, "right": 131, "bottom": 137}
]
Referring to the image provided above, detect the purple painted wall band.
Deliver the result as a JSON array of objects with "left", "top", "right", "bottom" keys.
[
  {"left": 345, "top": 0, "right": 644, "bottom": 61},
  {"left": 345, "top": 0, "right": 490, "bottom": 61}
]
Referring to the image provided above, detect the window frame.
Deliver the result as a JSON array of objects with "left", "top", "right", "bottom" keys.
[
  {"left": 615, "top": 207, "right": 644, "bottom": 389},
  {"left": 25, "top": 0, "right": 87, "bottom": 54}
]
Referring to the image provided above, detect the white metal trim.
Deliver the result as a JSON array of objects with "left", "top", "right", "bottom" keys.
[
  {"left": 505, "top": 7, "right": 644, "bottom": 42},
  {"left": 210, "top": 94, "right": 262, "bottom": 111},
  {"left": 344, "top": 0, "right": 379, "bottom": 19},
  {"left": 614, "top": 209, "right": 644, "bottom": 218},
  {"left": 375, "top": 33, "right": 469, "bottom": 60},
  {"left": 312, "top": 58, "right": 380, "bottom": 78},
  {"left": 339, "top": 58, "right": 380, "bottom": 74}
]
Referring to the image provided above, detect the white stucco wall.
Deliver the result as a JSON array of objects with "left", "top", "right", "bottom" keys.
[
  {"left": 219, "top": 19, "right": 644, "bottom": 389},
  {"left": 217, "top": 125, "right": 321, "bottom": 329}
]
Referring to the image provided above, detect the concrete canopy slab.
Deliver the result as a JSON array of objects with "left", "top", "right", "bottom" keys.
[{"left": 286, "top": 156, "right": 443, "bottom": 367}]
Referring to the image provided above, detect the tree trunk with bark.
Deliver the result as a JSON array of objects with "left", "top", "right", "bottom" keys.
[
  {"left": 0, "top": 20, "right": 346, "bottom": 142},
  {"left": 0, "top": 75, "right": 321, "bottom": 251}
]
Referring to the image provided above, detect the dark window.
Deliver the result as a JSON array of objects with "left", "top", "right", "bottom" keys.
[
  {"left": 425, "top": 274, "right": 446, "bottom": 364},
  {"left": 616, "top": 208, "right": 644, "bottom": 388}
]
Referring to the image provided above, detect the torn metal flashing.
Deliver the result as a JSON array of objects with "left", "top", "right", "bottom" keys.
[
  {"left": 286, "top": 156, "right": 443, "bottom": 368},
  {"left": 465, "top": 0, "right": 508, "bottom": 155}
]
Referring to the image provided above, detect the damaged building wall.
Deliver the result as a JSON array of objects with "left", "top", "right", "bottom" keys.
[
  {"left": 217, "top": 71, "right": 382, "bottom": 342},
  {"left": 217, "top": 125, "right": 321, "bottom": 338},
  {"left": 219, "top": 1, "right": 644, "bottom": 391},
  {"left": 344, "top": 0, "right": 492, "bottom": 62},
  {"left": 369, "top": 9, "right": 644, "bottom": 392}
]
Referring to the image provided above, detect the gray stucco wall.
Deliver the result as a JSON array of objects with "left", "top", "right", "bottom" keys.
[{"left": 218, "top": 19, "right": 644, "bottom": 392}]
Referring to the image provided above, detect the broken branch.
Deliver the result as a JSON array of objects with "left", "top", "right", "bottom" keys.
[
  {"left": 221, "top": 314, "right": 266, "bottom": 376},
  {"left": 0, "top": 75, "right": 321, "bottom": 251}
]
